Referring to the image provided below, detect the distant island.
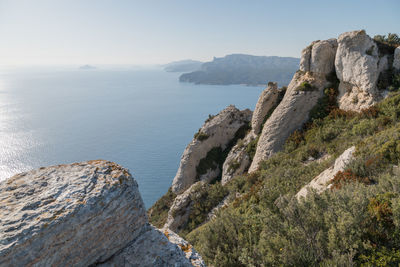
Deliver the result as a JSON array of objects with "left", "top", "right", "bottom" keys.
[
  {"left": 79, "top": 65, "right": 96, "bottom": 70},
  {"left": 179, "top": 54, "right": 300, "bottom": 86},
  {"left": 163, "top": 59, "right": 203, "bottom": 72}
]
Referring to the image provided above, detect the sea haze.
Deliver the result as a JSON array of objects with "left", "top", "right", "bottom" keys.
[{"left": 0, "top": 66, "right": 264, "bottom": 207}]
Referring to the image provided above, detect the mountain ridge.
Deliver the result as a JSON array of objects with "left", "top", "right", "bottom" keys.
[{"left": 179, "top": 54, "right": 300, "bottom": 86}]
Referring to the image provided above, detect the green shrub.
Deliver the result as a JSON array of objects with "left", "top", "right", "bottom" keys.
[
  {"left": 205, "top": 114, "right": 216, "bottom": 123},
  {"left": 374, "top": 33, "right": 399, "bottom": 55},
  {"left": 227, "top": 160, "right": 240, "bottom": 173},
  {"left": 194, "top": 129, "right": 209, "bottom": 141},
  {"left": 148, "top": 187, "right": 176, "bottom": 228},
  {"left": 296, "top": 81, "right": 317, "bottom": 91},
  {"left": 245, "top": 136, "right": 259, "bottom": 161},
  {"left": 196, "top": 147, "right": 225, "bottom": 177},
  {"left": 351, "top": 119, "right": 378, "bottom": 136},
  {"left": 183, "top": 183, "right": 229, "bottom": 236}
]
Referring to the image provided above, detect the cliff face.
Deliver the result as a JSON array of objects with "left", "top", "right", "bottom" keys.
[
  {"left": 171, "top": 105, "right": 252, "bottom": 194},
  {"left": 150, "top": 30, "right": 400, "bottom": 237},
  {"left": 0, "top": 160, "right": 204, "bottom": 267},
  {"left": 249, "top": 30, "right": 396, "bottom": 171}
]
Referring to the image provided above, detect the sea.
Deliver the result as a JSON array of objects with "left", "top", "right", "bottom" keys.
[{"left": 0, "top": 65, "right": 264, "bottom": 208}]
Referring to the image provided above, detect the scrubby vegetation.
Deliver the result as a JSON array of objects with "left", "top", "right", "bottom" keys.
[
  {"left": 196, "top": 147, "right": 225, "bottom": 177},
  {"left": 245, "top": 136, "right": 259, "bottom": 161},
  {"left": 194, "top": 129, "right": 209, "bottom": 141},
  {"left": 147, "top": 188, "right": 176, "bottom": 228},
  {"left": 227, "top": 160, "right": 241, "bottom": 173},
  {"left": 296, "top": 81, "right": 317, "bottom": 91},
  {"left": 182, "top": 182, "right": 229, "bottom": 236},
  {"left": 186, "top": 92, "right": 400, "bottom": 266}
]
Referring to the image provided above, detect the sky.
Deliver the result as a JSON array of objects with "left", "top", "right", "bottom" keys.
[{"left": 0, "top": 0, "right": 399, "bottom": 66}]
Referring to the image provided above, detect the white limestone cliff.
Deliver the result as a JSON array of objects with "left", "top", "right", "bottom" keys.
[
  {"left": 249, "top": 71, "right": 332, "bottom": 172},
  {"left": 248, "top": 37, "right": 338, "bottom": 172},
  {"left": 171, "top": 105, "right": 252, "bottom": 194},
  {"left": 221, "top": 82, "right": 284, "bottom": 185},
  {"left": 251, "top": 82, "right": 281, "bottom": 135}
]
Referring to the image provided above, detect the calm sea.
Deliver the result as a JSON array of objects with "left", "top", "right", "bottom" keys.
[{"left": 0, "top": 66, "right": 263, "bottom": 207}]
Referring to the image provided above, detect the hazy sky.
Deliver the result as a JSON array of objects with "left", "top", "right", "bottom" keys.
[{"left": 0, "top": 0, "right": 399, "bottom": 65}]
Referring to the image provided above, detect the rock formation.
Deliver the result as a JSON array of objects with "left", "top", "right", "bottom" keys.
[
  {"left": 251, "top": 82, "right": 281, "bottom": 135},
  {"left": 248, "top": 30, "right": 400, "bottom": 172},
  {"left": 0, "top": 160, "right": 204, "bottom": 267},
  {"left": 248, "top": 37, "right": 339, "bottom": 172},
  {"left": 249, "top": 71, "right": 332, "bottom": 172},
  {"left": 296, "top": 146, "right": 355, "bottom": 200},
  {"left": 300, "top": 39, "right": 338, "bottom": 74},
  {"left": 221, "top": 82, "right": 285, "bottom": 185},
  {"left": 394, "top": 46, "right": 400, "bottom": 71},
  {"left": 221, "top": 133, "right": 255, "bottom": 185},
  {"left": 171, "top": 105, "right": 252, "bottom": 194},
  {"left": 335, "top": 30, "right": 388, "bottom": 111},
  {"left": 165, "top": 182, "right": 201, "bottom": 232},
  {"left": 101, "top": 226, "right": 205, "bottom": 267}
]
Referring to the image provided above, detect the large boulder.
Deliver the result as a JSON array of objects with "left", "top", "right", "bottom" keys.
[
  {"left": 171, "top": 105, "right": 252, "bottom": 194},
  {"left": 296, "top": 146, "right": 355, "bottom": 200},
  {"left": 248, "top": 71, "right": 331, "bottom": 172},
  {"left": 335, "top": 30, "right": 386, "bottom": 111},
  {"left": 300, "top": 39, "right": 338, "bottom": 74},
  {"left": 0, "top": 160, "right": 203, "bottom": 267}
]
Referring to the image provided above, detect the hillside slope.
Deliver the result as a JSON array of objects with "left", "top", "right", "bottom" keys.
[{"left": 149, "top": 30, "right": 400, "bottom": 266}]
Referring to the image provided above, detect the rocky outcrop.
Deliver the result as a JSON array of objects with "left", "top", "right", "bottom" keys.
[
  {"left": 101, "top": 226, "right": 204, "bottom": 267},
  {"left": 165, "top": 182, "right": 201, "bottom": 232},
  {"left": 221, "top": 132, "right": 256, "bottom": 185},
  {"left": 300, "top": 39, "right": 338, "bottom": 74},
  {"left": 296, "top": 146, "right": 355, "bottom": 200},
  {"left": 248, "top": 37, "right": 338, "bottom": 172},
  {"left": 0, "top": 160, "right": 203, "bottom": 267},
  {"left": 251, "top": 82, "right": 281, "bottom": 135},
  {"left": 162, "top": 228, "right": 205, "bottom": 267},
  {"left": 335, "top": 30, "right": 387, "bottom": 111},
  {"left": 171, "top": 105, "right": 252, "bottom": 194},
  {"left": 221, "top": 82, "right": 284, "bottom": 184},
  {"left": 249, "top": 71, "right": 331, "bottom": 172},
  {"left": 394, "top": 47, "right": 400, "bottom": 71}
]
